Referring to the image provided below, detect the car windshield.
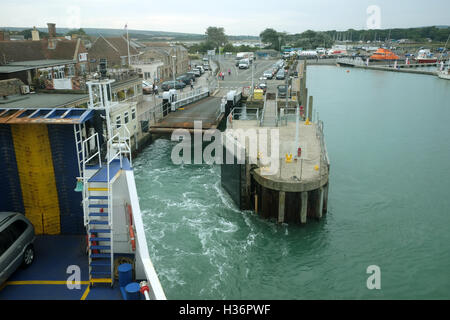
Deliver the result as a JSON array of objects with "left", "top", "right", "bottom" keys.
[{"left": 278, "top": 86, "right": 287, "bottom": 92}]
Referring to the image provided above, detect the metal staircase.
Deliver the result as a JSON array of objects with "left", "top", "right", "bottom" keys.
[{"left": 75, "top": 79, "right": 132, "bottom": 287}]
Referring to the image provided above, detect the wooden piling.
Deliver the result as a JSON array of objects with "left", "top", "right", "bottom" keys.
[
  {"left": 304, "top": 88, "right": 308, "bottom": 114},
  {"left": 316, "top": 187, "right": 324, "bottom": 219},
  {"left": 278, "top": 191, "right": 286, "bottom": 223},
  {"left": 322, "top": 183, "right": 329, "bottom": 215},
  {"left": 308, "top": 95, "right": 313, "bottom": 121},
  {"left": 300, "top": 191, "right": 308, "bottom": 224}
]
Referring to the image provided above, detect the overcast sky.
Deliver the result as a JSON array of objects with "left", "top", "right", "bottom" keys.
[{"left": 1, "top": 0, "right": 449, "bottom": 36}]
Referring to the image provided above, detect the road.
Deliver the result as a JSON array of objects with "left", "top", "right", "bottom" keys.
[
  {"left": 215, "top": 57, "right": 286, "bottom": 95},
  {"left": 148, "top": 57, "right": 287, "bottom": 133}
]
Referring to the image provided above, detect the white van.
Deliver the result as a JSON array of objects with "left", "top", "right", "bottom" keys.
[
  {"left": 239, "top": 59, "right": 250, "bottom": 69},
  {"left": 196, "top": 65, "right": 205, "bottom": 74}
]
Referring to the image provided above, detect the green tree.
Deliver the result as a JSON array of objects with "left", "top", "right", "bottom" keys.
[
  {"left": 222, "top": 43, "right": 236, "bottom": 53},
  {"left": 19, "top": 29, "right": 49, "bottom": 40},
  {"left": 260, "top": 28, "right": 287, "bottom": 51},
  {"left": 205, "top": 27, "right": 228, "bottom": 50},
  {"left": 66, "top": 28, "right": 87, "bottom": 36}
]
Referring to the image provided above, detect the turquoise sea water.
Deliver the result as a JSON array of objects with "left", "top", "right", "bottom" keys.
[{"left": 134, "top": 65, "right": 450, "bottom": 299}]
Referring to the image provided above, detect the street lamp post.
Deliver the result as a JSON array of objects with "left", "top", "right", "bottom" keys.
[
  {"left": 279, "top": 36, "right": 281, "bottom": 56},
  {"left": 251, "top": 61, "right": 254, "bottom": 97},
  {"left": 172, "top": 55, "right": 176, "bottom": 86}
]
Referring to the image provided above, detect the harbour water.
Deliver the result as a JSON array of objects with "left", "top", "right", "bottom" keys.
[{"left": 134, "top": 65, "right": 450, "bottom": 299}]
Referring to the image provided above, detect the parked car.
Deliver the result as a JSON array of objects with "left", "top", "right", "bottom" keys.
[
  {"left": 161, "top": 80, "right": 186, "bottom": 91},
  {"left": 176, "top": 75, "right": 191, "bottom": 85},
  {"left": 276, "top": 69, "right": 286, "bottom": 80},
  {"left": 258, "top": 83, "right": 267, "bottom": 94},
  {"left": 186, "top": 72, "right": 197, "bottom": 81},
  {"left": 0, "top": 212, "right": 36, "bottom": 285},
  {"left": 192, "top": 69, "right": 201, "bottom": 77},
  {"left": 235, "top": 60, "right": 240, "bottom": 67},
  {"left": 263, "top": 70, "right": 274, "bottom": 79},
  {"left": 277, "top": 84, "right": 288, "bottom": 98},
  {"left": 195, "top": 66, "right": 205, "bottom": 74},
  {"left": 142, "top": 80, "right": 154, "bottom": 94}
]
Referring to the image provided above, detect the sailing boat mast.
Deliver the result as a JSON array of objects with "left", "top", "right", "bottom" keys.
[{"left": 438, "top": 33, "right": 450, "bottom": 62}]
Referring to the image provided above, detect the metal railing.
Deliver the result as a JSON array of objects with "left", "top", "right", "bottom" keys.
[
  {"left": 138, "top": 100, "right": 164, "bottom": 127},
  {"left": 170, "top": 87, "right": 210, "bottom": 111},
  {"left": 259, "top": 92, "right": 268, "bottom": 127},
  {"left": 230, "top": 107, "right": 260, "bottom": 121},
  {"left": 278, "top": 107, "right": 298, "bottom": 126},
  {"left": 336, "top": 57, "right": 366, "bottom": 66},
  {"left": 81, "top": 132, "right": 102, "bottom": 226},
  {"left": 315, "top": 117, "right": 329, "bottom": 179}
]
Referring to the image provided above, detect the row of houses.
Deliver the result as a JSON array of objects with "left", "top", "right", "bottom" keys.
[
  {"left": 0, "top": 23, "right": 188, "bottom": 154},
  {"left": 0, "top": 24, "right": 189, "bottom": 87}
]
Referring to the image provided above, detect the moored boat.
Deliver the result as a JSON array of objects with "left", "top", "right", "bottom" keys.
[
  {"left": 437, "top": 68, "right": 450, "bottom": 80},
  {"left": 415, "top": 49, "right": 438, "bottom": 63},
  {"left": 369, "top": 48, "right": 399, "bottom": 61}
]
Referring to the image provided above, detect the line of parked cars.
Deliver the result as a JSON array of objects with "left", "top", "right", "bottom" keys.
[
  {"left": 262, "top": 60, "right": 285, "bottom": 80},
  {"left": 142, "top": 60, "right": 210, "bottom": 94}
]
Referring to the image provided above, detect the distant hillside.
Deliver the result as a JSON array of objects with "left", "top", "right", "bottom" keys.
[{"left": 0, "top": 26, "right": 258, "bottom": 41}]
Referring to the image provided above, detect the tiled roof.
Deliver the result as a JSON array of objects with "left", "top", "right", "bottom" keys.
[
  {"left": 0, "top": 41, "right": 47, "bottom": 63},
  {"left": 0, "top": 39, "right": 82, "bottom": 65},
  {"left": 47, "top": 40, "right": 79, "bottom": 60},
  {"left": 100, "top": 36, "right": 139, "bottom": 56}
]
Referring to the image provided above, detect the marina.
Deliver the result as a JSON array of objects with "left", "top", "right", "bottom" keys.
[
  {"left": 133, "top": 63, "right": 450, "bottom": 300},
  {"left": 0, "top": 3, "right": 449, "bottom": 304},
  {"left": 336, "top": 57, "right": 444, "bottom": 75}
]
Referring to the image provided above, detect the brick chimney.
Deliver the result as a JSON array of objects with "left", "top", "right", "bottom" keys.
[
  {"left": 31, "top": 27, "right": 40, "bottom": 41},
  {"left": 47, "top": 23, "right": 56, "bottom": 38}
]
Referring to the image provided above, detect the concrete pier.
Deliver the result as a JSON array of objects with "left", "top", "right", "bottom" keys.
[
  {"left": 222, "top": 119, "right": 330, "bottom": 224},
  {"left": 220, "top": 60, "right": 330, "bottom": 225},
  {"left": 336, "top": 58, "right": 439, "bottom": 76}
]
